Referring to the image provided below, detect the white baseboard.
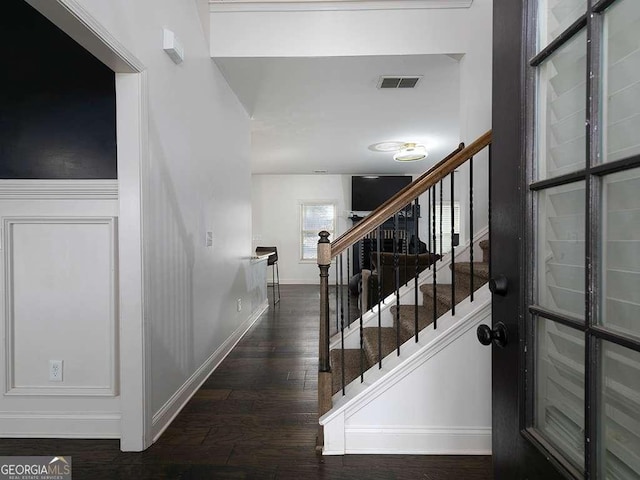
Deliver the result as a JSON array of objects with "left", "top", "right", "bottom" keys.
[
  {"left": 0, "top": 412, "right": 121, "bottom": 438},
  {"left": 280, "top": 279, "right": 319, "bottom": 285},
  {"left": 344, "top": 426, "right": 491, "bottom": 455},
  {"left": 151, "top": 300, "right": 268, "bottom": 441}
]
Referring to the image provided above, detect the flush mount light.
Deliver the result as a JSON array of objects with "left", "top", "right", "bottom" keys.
[
  {"left": 393, "top": 143, "right": 428, "bottom": 162},
  {"left": 368, "top": 141, "right": 405, "bottom": 152}
]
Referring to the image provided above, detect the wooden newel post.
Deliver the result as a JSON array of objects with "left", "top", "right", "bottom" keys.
[
  {"left": 318, "top": 230, "right": 331, "bottom": 373},
  {"left": 317, "top": 230, "right": 332, "bottom": 449}
]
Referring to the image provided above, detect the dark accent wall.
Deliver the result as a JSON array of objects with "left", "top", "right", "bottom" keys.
[{"left": 0, "top": 0, "right": 117, "bottom": 179}]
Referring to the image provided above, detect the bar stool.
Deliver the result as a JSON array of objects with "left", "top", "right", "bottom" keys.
[{"left": 255, "top": 246, "right": 280, "bottom": 305}]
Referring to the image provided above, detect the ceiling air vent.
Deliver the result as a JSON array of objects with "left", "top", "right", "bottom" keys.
[{"left": 378, "top": 76, "right": 422, "bottom": 89}]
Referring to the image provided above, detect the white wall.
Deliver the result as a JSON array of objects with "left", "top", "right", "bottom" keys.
[
  {"left": 72, "top": 0, "right": 255, "bottom": 441},
  {"left": 212, "top": 0, "right": 493, "bottom": 240},
  {"left": 252, "top": 174, "right": 351, "bottom": 284}
]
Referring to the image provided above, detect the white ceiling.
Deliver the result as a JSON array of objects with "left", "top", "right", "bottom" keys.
[{"left": 215, "top": 54, "right": 461, "bottom": 175}]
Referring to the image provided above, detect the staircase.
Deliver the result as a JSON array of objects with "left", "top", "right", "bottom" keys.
[
  {"left": 330, "top": 240, "right": 490, "bottom": 396},
  {"left": 315, "top": 132, "right": 493, "bottom": 455}
]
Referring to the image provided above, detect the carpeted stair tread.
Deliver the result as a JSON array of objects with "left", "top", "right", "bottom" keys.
[
  {"left": 453, "top": 261, "right": 489, "bottom": 279},
  {"left": 362, "top": 327, "right": 399, "bottom": 365},
  {"left": 420, "top": 283, "right": 474, "bottom": 310},
  {"left": 330, "top": 348, "right": 368, "bottom": 395},
  {"left": 390, "top": 303, "right": 447, "bottom": 343}
]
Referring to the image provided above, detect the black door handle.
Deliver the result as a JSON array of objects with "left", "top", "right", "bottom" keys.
[
  {"left": 477, "top": 322, "right": 508, "bottom": 348},
  {"left": 489, "top": 275, "right": 508, "bottom": 296}
]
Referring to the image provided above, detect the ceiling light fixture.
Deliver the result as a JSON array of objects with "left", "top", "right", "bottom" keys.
[
  {"left": 369, "top": 141, "right": 405, "bottom": 153},
  {"left": 393, "top": 143, "right": 428, "bottom": 162}
]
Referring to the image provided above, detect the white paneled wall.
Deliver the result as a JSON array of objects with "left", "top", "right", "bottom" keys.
[
  {"left": 8, "top": 218, "right": 117, "bottom": 395},
  {"left": 0, "top": 181, "right": 121, "bottom": 438}
]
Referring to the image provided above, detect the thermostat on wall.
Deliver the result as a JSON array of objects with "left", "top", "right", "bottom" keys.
[{"left": 163, "top": 28, "right": 184, "bottom": 64}]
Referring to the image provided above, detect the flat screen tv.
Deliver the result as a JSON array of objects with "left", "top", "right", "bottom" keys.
[{"left": 351, "top": 176, "right": 412, "bottom": 212}]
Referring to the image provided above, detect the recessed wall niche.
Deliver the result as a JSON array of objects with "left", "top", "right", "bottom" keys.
[{"left": 0, "top": 0, "right": 117, "bottom": 179}]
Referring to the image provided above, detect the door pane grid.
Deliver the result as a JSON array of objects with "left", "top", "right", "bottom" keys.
[
  {"left": 591, "top": 326, "right": 640, "bottom": 356},
  {"left": 529, "top": 1, "right": 640, "bottom": 478},
  {"left": 531, "top": 305, "right": 587, "bottom": 331},
  {"left": 537, "top": 0, "right": 587, "bottom": 51}
]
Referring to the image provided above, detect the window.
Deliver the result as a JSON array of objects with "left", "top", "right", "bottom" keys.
[
  {"left": 434, "top": 201, "right": 460, "bottom": 255},
  {"left": 300, "top": 203, "right": 335, "bottom": 261}
]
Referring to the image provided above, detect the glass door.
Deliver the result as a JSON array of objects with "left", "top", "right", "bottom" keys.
[{"left": 525, "top": 0, "right": 640, "bottom": 477}]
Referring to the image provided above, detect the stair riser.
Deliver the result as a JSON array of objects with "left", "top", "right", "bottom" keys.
[
  {"left": 331, "top": 349, "right": 370, "bottom": 395},
  {"left": 363, "top": 328, "right": 398, "bottom": 366},
  {"left": 421, "top": 293, "right": 452, "bottom": 315},
  {"left": 453, "top": 271, "right": 489, "bottom": 295},
  {"left": 393, "top": 306, "right": 448, "bottom": 342},
  {"left": 479, "top": 240, "right": 490, "bottom": 263}
]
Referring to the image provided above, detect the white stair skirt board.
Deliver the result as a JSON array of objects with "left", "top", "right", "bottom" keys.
[
  {"left": 320, "top": 287, "right": 492, "bottom": 455},
  {"left": 0, "top": 412, "right": 121, "bottom": 439},
  {"left": 330, "top": 226, "right": 489, "bottom": 351},
  {"left": 151, "top": 300, "right": 268, "bottom": 441},
  {"left": 344, "top": 426, "right": 492, "bottom": 455}
]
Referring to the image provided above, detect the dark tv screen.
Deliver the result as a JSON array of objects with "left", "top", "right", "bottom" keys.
[{"left": 351, "top": 176, "right": 412, "bottom": 211}]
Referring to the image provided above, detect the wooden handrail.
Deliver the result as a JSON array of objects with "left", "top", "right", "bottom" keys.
[{"left": 331, "top": 130, "right": 492, "bottom": 258}]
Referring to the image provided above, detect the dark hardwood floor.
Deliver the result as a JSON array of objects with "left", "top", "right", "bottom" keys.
[{"left": 0, "top": 285, "right": 492, "bottom": 479}]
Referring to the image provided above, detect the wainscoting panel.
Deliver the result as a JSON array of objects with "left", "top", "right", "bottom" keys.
[{"left": 3, "top": 217, "right": 118, "bottom": 397}]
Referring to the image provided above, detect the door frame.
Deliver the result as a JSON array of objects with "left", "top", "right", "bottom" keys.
[
  {"left": 24, "top": 0, "right": 151, "bottom": 451},
  {"left": 491, "top": 0, "right": 572, "bottom": 477}
]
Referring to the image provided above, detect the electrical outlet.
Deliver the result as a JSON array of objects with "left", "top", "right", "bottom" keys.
[
  {"left": 49, "top": 360, "right": 63, "bottom": 382},
  {"left": 206, "top": 231, "right": 213, "bottom": 247},
  {"left": 237, "top": 298, "right": 242, "bottom": 312}
]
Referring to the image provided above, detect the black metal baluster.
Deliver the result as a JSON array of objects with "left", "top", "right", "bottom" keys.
[
  {"left": 380, "top": 230, "right": 385, "bottom": 306},
  {"left": 451, "top": 171, "right": 456, "bottom": 316},
  {"left": 470, "top": 155, "right": 475, "bottom": 302},
  {"left": 339, "top": 253, "right": 345, "bottom": 395},
  {"left": 335, "top": 257, "right": 339, "bottom": 332},
  {"left": 394, "top": 212, "right": 400, "bottom": 355},
  {"left": 340, "top": 254, "right": 344, "bottom": 333},
  {"left": 347, "top": 247, "right": 351, "bottom": 326},
  {"left": 359, "top": 237, "right": 364, "bottom": 382},
  {"left": 439, "top": 179, "right": 443, "bottom": 259},
  {"left": 414, "top": 198, "right": 419, "bottom": 342},
  {"left": 432, "top": 187, "right": 437, "bottom": 330},
  {"left": 403, "top": 209, "right": 408, "bottom": 289},
  {"left": 427, "top": 188, "right": 431, "bottom": 269},
  {"left": 377, "top": 226, "right": 382, "bottom": 369}
]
